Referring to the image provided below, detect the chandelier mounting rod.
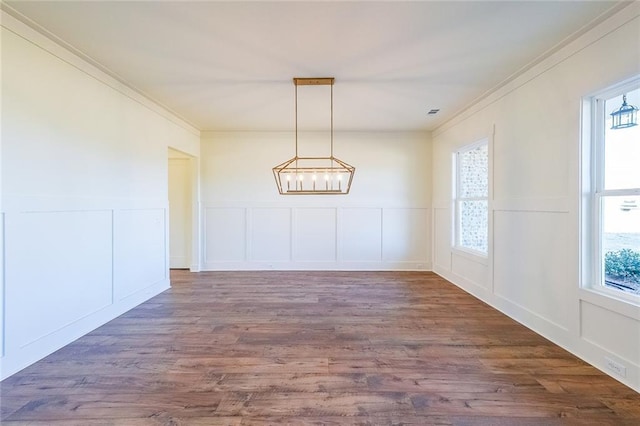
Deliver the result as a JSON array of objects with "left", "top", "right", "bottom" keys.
[{"left": 293, "top": 78, "right": 335, "bottom": 158}]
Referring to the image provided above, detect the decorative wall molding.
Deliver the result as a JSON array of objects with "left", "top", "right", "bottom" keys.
[
  {"left": 578, "top": 288, "right": 640, "bottom": 322},
  {"left": 202, "top": 261, "right": 431, "bottom": 272},
  {"left": 580, "top": 300, "right": 640, "bottom": 368},
  {"left": 2, "top": 195, "right": 168, "bottom": 214},
  {"left": 493, "top": 197, "right": 569, "bottom": 213},
  {"left": 432, "top": 198, "right": 569, "bottom": 214},
  {"left": 202, "top": 206, "right": 430, "bottom": 271},
  {"left": 0, "top": 207, "right": 169, "bottom": 380},
  {"left": 0, "top": 277, "right": 168, "bottom": 380}
]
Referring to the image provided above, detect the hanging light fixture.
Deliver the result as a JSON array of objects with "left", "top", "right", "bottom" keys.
[
  {"left": 273, "top": 77, "right": 355, "bottom": 195},
  {"left": 610, "top": 94, "right": 638, "bottom": 129}
]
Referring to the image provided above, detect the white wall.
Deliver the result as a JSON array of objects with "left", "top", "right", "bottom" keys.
[
  {"left": 0, "top": 20, "right": 5, "bottom": 361},
  {"left": 168, "top": 150, "right": 194, "bottom": 269},
  {"left": 200, "top": 131, "right": 431, "bottom": 270},
  {"left": 432, "top": 4, "right": 640, "bottom": 392},
  {"left": 0, "top": 12, "right": 200, "bottom": 379}
]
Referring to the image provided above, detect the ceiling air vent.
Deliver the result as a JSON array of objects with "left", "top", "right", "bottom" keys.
[{"left": 428, "top": 109, "right": 440, "bottom": 115}]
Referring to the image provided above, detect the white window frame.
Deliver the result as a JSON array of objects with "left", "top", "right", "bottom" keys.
[
  {"left": 582, "top": 77, "right": 640, "bottom": 304},
  {"left": 453, "top": 139, "right": 489, "bottom": 257}
]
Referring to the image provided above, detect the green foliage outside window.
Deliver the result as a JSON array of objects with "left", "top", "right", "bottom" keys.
[{"left": 604, "top": 248, "right": 640, "bottom": 283}]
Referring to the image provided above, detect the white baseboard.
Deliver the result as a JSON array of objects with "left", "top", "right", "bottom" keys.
[{"left": 201, "top": 260, "right": 432, "bottom": 271}]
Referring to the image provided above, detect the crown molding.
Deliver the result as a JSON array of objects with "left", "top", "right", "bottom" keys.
[{"left": 0, "top": 3, "right": 201, "bottom": 136}]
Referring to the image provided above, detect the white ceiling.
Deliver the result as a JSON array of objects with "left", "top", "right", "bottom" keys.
[{"left": 4, "top": 1, "right": 624, "bottom": 132}]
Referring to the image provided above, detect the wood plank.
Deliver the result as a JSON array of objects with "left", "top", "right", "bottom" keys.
[{"left": 1, "top": 270, "right": 638, "bottom": 423}]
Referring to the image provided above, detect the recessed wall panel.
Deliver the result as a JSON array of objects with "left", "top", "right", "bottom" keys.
[
  {"left": 5, "top": 211, "right": 113, "bottom": 349},
  {"left": 581, "top": 301, "right": 640, "bottom": 366},
  {"left": 294, "top": 208, "right": 336, "bottom": 262},
  {"left": 451, "top": 252, "right": 488, "bottom": 288},
  {"left": 251, "top": 208, "right": 291, "bottom": 261},
  {"left": 493, "top": 210, "right": 569, "bottom": 330},
  {"left": 341, "top": 208, "right": 382, "bottom": 262},
  {"left": 114, "top": 208, "right": 166, "bottom": 301},
  {"left": 205, "top": 208, "right": 246, "bottom": 262},
  {"left": 382, "top": 208, "right": 429, "bottom": 262},
  {"left": 433, "top": 207, "right": 452, "bottom": 270}
]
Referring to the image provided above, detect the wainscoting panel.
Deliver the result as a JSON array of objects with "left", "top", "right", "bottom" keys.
[
  {"left": 340, "top": 208, "right": 382, "bottom": 262},
  {"left": 581, "top": 300, "right": 640, "bottom": 368},
  {"left": 294, "top": 208, "right": 337, "bottom": 262},
  {"left": 204, "top": 208, "right": 247, "bottom": 263},
  {"left": 451, "top": 252, "right": 489, "bottom": 290},
  {"left": 113, "top": 208, "right": 167, "bottom": 301},
  {"left": 202, "top": 206, "right": 430, "bottom": 270},
  {"left": 4, "top": 210, "right": 113, "bottom": 350},
  {"left": 433, "top": 207, "right": 452, "bottom": 271},
  {"left": 382, "top": 208, "right": 429, "bottom": 264},
  {"left": 250, "top": 208, "right": 291, "bottom": 262},
  {"left": 493, "top": 210, "right": 570, "bottom": 330}
]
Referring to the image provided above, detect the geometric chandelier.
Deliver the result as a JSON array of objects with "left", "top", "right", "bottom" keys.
[{"left": 273, "top": 77, "right": 355, "bottom": 195}]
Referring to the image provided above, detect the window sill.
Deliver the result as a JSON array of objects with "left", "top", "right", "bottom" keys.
[
  {"left": 452, "top": 247, "right": 489, "bottom": 266},
  {"left": 579, "top": 286, "right": 640, "bottom": 321}
]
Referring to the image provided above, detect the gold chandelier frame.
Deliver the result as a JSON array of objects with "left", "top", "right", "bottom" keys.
[{"left": 273, "top": 77, "right": 355, "bottom": 195}]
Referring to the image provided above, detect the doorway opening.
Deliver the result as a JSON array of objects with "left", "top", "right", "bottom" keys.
[{"left": 168, "top": 148, "right": 195, "bottom": 270}]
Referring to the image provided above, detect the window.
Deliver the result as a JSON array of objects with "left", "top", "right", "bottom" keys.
[
  {"left": 454, "top": 140, "right": 488, "bottom": 255},
  {"left": 587, "top": 83, "right": 640, "bottom": 297}
]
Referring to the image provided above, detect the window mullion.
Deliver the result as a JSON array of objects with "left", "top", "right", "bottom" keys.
[
  {"left": 594, "top": 97, "right": 606, "bottom": 193},
  {"left": 599, "top": 188, "right": 640, "bottom": 197},
  {"left": 458, "top": 196, "right": 488, "bottom": 202}
]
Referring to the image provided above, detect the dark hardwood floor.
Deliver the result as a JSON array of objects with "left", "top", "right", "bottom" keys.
[{"left": 1, "top": 271, "right": 639, "bottom": 425}]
